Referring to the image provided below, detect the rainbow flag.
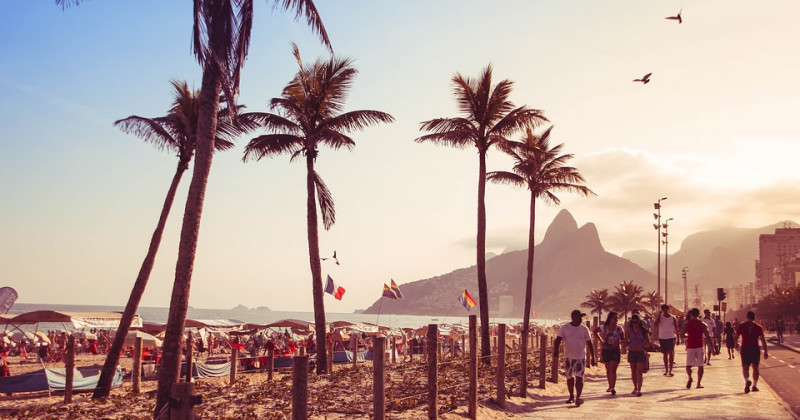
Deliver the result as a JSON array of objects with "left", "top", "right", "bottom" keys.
[
  {"left": 458, "top": 289, "right": 477, "bottom": 311},
  {"left": 382, "top": 283, "right": 399, "bottom": 299},
  {"left": 325, "top": 275, "right": 345, "bottom": 300},
  {"left": 390, "top": 279, "right": 404, "bottom": 299}
]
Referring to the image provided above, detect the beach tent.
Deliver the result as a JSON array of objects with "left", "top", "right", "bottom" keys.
[
  {"left": 264, "top": 319, "right": 315, "bottom": 332},
  {"left": 0, "top": 310, "right": 142, "bottom": 332},
  {"left": 185, "top": 319, "right": 247, "bottom": 331},
  {"left": 0, "top": 366, "right": 123, "bottom": 395}
]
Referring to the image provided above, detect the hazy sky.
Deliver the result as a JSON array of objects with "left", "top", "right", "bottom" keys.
[{"left": 2, "top": 1, "right": 799, "bottom": 313}]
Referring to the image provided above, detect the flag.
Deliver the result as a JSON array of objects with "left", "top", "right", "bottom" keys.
[
  {"left": 390, "top": 279, "right": 404, "bottom": 299},
  {"left": 382, "top": 283, "right": 399, "bottom": 299},
  {"left": 325, "top": 275, "right": 346, "bottom": 300},
  {"left": 458, "top": 289, "right": 477, "bottom": 311}
]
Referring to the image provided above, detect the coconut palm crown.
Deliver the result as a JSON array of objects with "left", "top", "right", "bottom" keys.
[{"left": 242, "top": 44, "right": 394, "bottom": 373}]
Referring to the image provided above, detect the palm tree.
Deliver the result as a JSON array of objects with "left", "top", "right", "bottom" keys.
[
  {"left": 242, "top": 45, "right": 393, "bottom": 374},
  {"left": 153, "top": 0, "right": 330, "bottom": 413},
  {"left": 643, "top": 290, "right": 663, "bottom": 317},
  {"left": 487, "top": 126, "right": 593, "bottom": 393},
  {"left": 91, "top": 80, "right": 244, "bottom": 399},
  {"left": 416, "top": 65, "right": 547, "bottom": 361},
  {"left": 608, "top": 280, "right": 646, "bottom": 322},
  {"left": 581, "top": 288, "right": 611, "bottom": 322}
]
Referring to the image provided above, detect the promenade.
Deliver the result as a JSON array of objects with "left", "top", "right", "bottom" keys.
[{"left": 500, "top": 344, "right": 798, "bottom": 420}]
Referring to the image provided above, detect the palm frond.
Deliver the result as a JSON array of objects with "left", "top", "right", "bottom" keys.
[
  {"left": 114, "top": 116, "right": 178, "bottom": 153},
  {"left": 276, "top": 0, "right": 331, "bottom": 51},
  {"left": 418, "top": 117, "right": 474, "bottom": 134},
  {"left": 414, "top": 131, "right": 474, "bottom": 149},
  {"left": 313, "top": 170, "right": 336, "bottom": 230},
  {"left": 317, "top": 129, "right": 356, "bottom": 151},
  {"left": 323, "top": 110, "right": 395, "bottom": 132},
  {"left": 239, "top": 111, "right": 302, "bottom": 134},
  {"left": 242, "top": 134, "right": 304, "bottom": 162},
  {"left": 486, "top": 171, "right": 526, "bottom": 188}
]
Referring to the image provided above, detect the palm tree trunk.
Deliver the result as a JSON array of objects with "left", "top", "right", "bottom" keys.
[
  {"left": 92, "top": 162, "right": 187, "bottom": 400},
  {"left": 306, "top": 155, "right": 328, "bottom": 374},
  {"left": 520, "top": 192, "right": 536, "bottom": 392},
  {"left": 477, "top": 149, "right": 491, "bottom": 363},
  {"left": 154, "top": 68, "right": 221, "bottom": 416}
]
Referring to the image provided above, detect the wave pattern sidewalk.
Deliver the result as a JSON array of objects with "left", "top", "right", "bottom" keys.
[{"left": 506, "top": 345, "right": 797, "bottom": 419}]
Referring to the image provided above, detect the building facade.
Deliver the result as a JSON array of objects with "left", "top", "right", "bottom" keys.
[{"left": 755, "top": 227, "right": 800, "bottom": 295}]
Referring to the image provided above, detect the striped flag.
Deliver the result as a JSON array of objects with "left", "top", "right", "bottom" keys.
[
  {"left": 458, "top": 289, "right": 477, "bottom": 311},
  {"left": 390, "top": 279, "right": 404, "bottom": 299},
  {"left": 382, "top": 283, "right": 399, "bottom": 299},
  {"left": 325, "top": 275, "right": 346, "bottom": 300}
]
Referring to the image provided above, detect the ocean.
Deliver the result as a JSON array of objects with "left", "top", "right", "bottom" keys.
[{"left": 5, "top": 303, "right": 559, "bottom": 332}]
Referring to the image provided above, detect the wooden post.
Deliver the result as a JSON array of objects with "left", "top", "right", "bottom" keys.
[
  {"left": 292, "top": 355, "right": 309, "bottom": 420},
  {"left": 493, "top": 334, "right": 497, "bottom": 354},
  {"left": 133, "top": 336, "right": 143, "bottom": 394},
  {"left": 185, "top": 334, "right": 194, "bottom": 383},
  {"left": 169, "top": 382, "right": 199, "bottom": 420},
  {"left": 327, "top": 340, "right": 334, "bottom": 373},
  {"left": 64, "top": 335, "right": 75, "bottom": 404},
  {"left": 423, "top": 336, "right": 428, "bottom": 360},
  {"left": 550, "top": 336, "right": 559, "bottom": 384},
  {"left": 373, "top": 337, "right": 386, "bottom": 420},
  {"left": 391, "top": 336, "right": 397, "bottom": 364},
  {"left": 427, "top": 324, "right": 438, "bottom": 420},
  {"left": 496, "top": 324, "right": 506, "bottom": 408},
  {"left": 461, "top": 334, "right": 466, "bottom": 359},
  {"left": 593, "top": 316, "right": 600, "bottom": 361},
  {"left": 351, "top": 335, "right": 358, "bottom": 370},
  {"left": 267, "top": 347, "right": 274, "bottom": 382},
  {"left": 539, "top": 334, "right": 547, "bottom": 389},
  {"left": 229, "top": 346, "right": 238, "bottom": 386},
  {"left": 468, "top": 316, "right": 477, "bottom": 419},
  {"left": 520, "top": 328, "right": 528, "bottom": 398}
]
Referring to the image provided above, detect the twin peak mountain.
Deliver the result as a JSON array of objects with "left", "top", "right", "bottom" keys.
[{"left": 363, "top": 209, "right": 655, "bottom": 318}]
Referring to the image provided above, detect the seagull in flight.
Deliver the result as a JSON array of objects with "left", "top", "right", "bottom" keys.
[
  {"left": 633, "top": 73, "right": 652, "bottom": 84},
  {"left": 321, "top": 250, "right": 340, "bottom": 265},
  {"left": 665, "top": 8, "right": 682, "bottom": 24}
]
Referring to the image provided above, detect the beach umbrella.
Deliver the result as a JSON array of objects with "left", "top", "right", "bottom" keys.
[
  {"left": 33, "top": 331, "right": 51, "bottom": 344},
  {"left": 123, "top": 330, "right": 162, "bottom": 347},
  {"left": 12, "top": 331, "right": 36, "bottom": 341}
]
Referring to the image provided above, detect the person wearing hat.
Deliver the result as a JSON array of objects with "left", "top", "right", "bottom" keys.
[{"left": 554, "top": 309, "right": 596, "bottom": 407}]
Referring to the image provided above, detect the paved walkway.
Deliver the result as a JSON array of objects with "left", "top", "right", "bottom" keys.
[{"left": 514, "top": 345, "right": 798, "bottom": 419}]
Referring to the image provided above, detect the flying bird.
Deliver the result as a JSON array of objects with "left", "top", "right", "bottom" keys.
[
  {"left": 665, "top": 8, "right": 682, "bottom": 24},
  {"left": 633, "top": 73, "right": 652, "bottom": 84},
  {"left": 321, "top": 250, "right": 340, "bottom": 265}
]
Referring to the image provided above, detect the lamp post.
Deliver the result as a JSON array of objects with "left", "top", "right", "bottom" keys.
[
  {"left": 682, "top": 266, "right": 689, "bottom": 314},
  {"left": 653, "top": 197, "right": 667, "bottom": 301},
  {"left": 662, "top": 218, "right": 673, "bottom": 305}
]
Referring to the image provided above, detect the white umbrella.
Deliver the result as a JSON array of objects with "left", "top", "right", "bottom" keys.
[{"left": 123, "top": 330, "right": 162, "bottom": 347}]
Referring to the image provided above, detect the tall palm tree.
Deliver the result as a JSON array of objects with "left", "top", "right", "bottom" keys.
[
  {"left": 487, "top": 126, "right": 593, "bottom": 393},
  {"left": 608, "top": 280, "right": 646, "bottom": 322},
  {"left": 242, "top": 45, "right": 393, "bottom": 374},
  {"left": 581, "top": 288, "right": 611, "bottom": 322},
  {"left": 91, "top": 80, "right": 244, "bottom": 399},
  {"left": 153, "top": 0, "right": 330, "bottom": 413},
  {"left": 643, "top": 290, "right": 663, "bottom": 317},
  {"left": 416, "top": 65, "right": 547, "bottom": 361}
]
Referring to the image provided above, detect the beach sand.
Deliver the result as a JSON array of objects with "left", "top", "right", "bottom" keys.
[{"left": 0, "top": 350, "right": 571, "bottom": 419}]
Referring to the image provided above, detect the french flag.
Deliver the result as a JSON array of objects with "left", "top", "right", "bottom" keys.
[{"left": 325, "top": 275, "right": 345, "bottom": 300}]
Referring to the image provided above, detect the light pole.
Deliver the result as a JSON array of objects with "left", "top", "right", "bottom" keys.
[
  {"left": 662, "top": 217, "right": 673, "bottom": 305},
  {"left": 653, "top": 197, "right": 667, "bottom": 301},
  {"left": 682, "top": 266, "right": 689, "bottom": 314}
]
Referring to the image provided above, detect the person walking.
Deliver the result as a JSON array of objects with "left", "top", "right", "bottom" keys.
[
  {"left": 735, "top": 311, "right": 769, "bottom": 393},
  {"left": 595, "top": 312, "right": 624, "bottom": 395},
  {"left": 775, "top": 315, "right": 785, "bottom": 344},
  {"left": 554, "top": 309, "right": 596, "bottom": 407},
  {"left": 723, "top": 321, "right": 736, "bottom": 359},
  {"left": 681, "top": 308, "right": 712, "bottom": 389},
  {"left": 654, "top": 304, "right": 678, "bottom": 376},
  {"left": 701, "top": 309, "right": 717, "bottom": 365},
  {"left": 626, "top": 313, "right": 650, "bottom": 396}
]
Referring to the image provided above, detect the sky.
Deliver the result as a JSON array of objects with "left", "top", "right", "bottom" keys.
[{"left": 2, "top": 1, "right": 799, "bottom": 313}]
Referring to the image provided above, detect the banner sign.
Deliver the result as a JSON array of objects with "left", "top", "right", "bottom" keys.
[{"left": 0, "top": 287, "right": 18, "bottom": 314}]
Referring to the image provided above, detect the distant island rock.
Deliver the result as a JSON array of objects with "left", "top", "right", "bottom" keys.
[{"left": 231, "top": 304, "right": 270, "bottom": 311}]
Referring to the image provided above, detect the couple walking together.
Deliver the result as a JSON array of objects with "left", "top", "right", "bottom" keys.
[{"left": 595, "top": 310, "right": 651, "bottom": 397}]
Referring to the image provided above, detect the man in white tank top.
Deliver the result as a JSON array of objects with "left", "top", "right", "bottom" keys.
[{"left": 654, "top": 304, "right": 678, "bottom": 376}]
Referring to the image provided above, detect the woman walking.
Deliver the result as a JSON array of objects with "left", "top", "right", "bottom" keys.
[
  {"left": 724, "top": 321, "right": 736, "bottom": 359},
  {"left": 626, "top": 313, "right": 650, "bottom": 396},
  {"left": 595, "top": 312, "right": 624, "bottom": 395}
]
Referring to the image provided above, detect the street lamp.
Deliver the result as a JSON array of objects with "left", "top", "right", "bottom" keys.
[
  {"left": 653, "top": 197, "right": 667, "bottom": 301},
  {"left": 662, "top": 217, "right": 673, "bottom": 305},
  {"left": 682, "top": 266, "right": 689, "bottom": 314}
]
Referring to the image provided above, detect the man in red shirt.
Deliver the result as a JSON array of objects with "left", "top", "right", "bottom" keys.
[
  {"left": 680, "top": 308, "right": 712, "bottom": 389},
  {"left": 735, "top": 311, "right": 769, "bottom": 393}
]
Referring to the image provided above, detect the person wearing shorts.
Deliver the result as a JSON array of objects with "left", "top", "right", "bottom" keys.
[
  {"left": 626, "top": 314, "right": 650, "bottom": 396},
  {"left": 594, "top": 312, "right": 624, "bottom": 395},
  {"left": 681, "top": 308, "right": 712, "bottom": 389},
  {"left": 555, "top": 309, "right": 596, "bottom": 407},
  {"left": 735, "top": 311, "right": 768, "bottom": 393},
  {"left": 654, "top": 304, "right": 678, "bottom": 376}
]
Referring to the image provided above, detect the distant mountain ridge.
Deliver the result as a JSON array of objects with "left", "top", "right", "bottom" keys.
[{"left": 362, "top": 210, "right": 656, "bottom": 318}]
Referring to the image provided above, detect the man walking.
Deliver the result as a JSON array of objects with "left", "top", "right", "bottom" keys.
[
  {"left": 701, "top": 309, "right": 717, "bottom": 365},
  {"left": 735, "top": 311, "right": 768, "bottom": 393},
  {"left": 554, "top": 309, "right": 596, "bottom": 407},
  {"left": 654, "top": 304, "right": 678, "bottom": 376},
  {"left": 681, "top": 308, "right": 712, "bottom": 389}
]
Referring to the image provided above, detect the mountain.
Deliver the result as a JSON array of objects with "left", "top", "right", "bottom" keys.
[{"left": 362, "top": 209, "right": 656, "bottom": 318}]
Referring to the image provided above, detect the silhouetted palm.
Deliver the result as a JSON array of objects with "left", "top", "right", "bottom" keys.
[
  {"left": 488, "top": 126, "right": 593, "bottom": 391},
  {"left": 242, "top": 45, "right": 393, "bottom": 374},
  {"left": 581, "top": 288, "right": 611, "bottom": 322},
  {"left": 608, "top": 280, "right": 646, "bottom": 322},
  {"left": 92, "top": 80, "right": 244, "bottom": 399},
  {"left": 417, "top": 65, "right": 547, "bottom": 362},
  {"left": 643, "top": 290, "right": 663, "bottom": 316}
]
